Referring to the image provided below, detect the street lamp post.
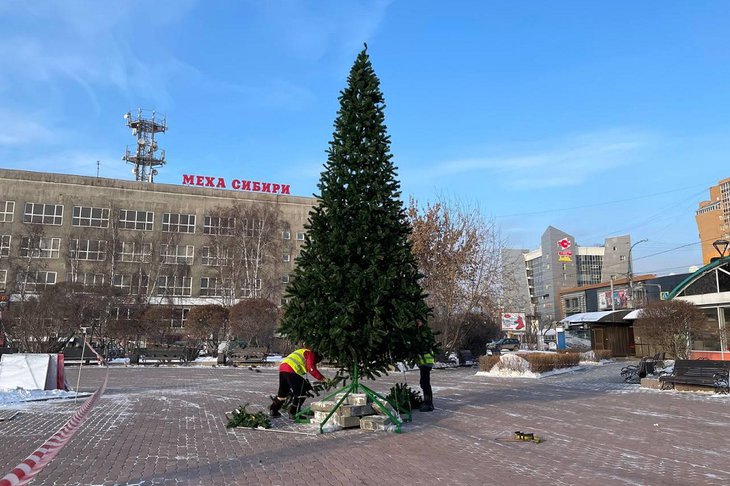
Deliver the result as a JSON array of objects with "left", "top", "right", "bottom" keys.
[
  {"left": 713, "top": 239, "right": 729, "bottom": 259},
  {"left": 628, "top": 239, "right": 648, "bottom": 309},
  {"left": 634, "top": 283, "right": 662, "bottom": 305}
]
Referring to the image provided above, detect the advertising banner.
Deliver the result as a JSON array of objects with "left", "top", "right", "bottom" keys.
[
  {"left": 598, "top": 289, "right": 629, "bottom": 310},
  {"left": 501, "top": 313, "right": 526, "bottom": 332}
]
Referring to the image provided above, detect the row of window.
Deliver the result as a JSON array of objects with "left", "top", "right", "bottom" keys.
[
  {"left": 0, "top": 236, "right": 296, "bottom": 263},
  {"left": 11, "top": 271, "right": 271, "bottom": 296},
  {"left": 1, "top": 201, "right": 306, "bottom": 240}
]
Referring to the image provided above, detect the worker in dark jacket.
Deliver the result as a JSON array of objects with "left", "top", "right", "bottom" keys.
[
  {"left": 418, "top": 352, "right": 435, "bottom": 412},
  {"left": 270, "top": 347, "right": 327, "bottom": 419}
]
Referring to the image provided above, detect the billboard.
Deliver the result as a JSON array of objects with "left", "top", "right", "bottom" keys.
[
  {"left": 501, "top": 313, "right": 526, "bottom": 332},
  {"left": 598, "top": 290, "right": 629, "bottom": 310}
]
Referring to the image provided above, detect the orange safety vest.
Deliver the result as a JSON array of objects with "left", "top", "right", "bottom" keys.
[{"left": 281, "top": 348, "right": 309, "bottom": 376}]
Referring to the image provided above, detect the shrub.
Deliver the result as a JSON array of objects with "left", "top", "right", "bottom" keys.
[
  {"left": 479, "top": 355, "right": 500, "bottom": 372},
  {"left": 519, "top": 352, "right": 580, "bottom": 373},
  {"left": 594, "top": 349, "right": 612, "bottom": 360}
]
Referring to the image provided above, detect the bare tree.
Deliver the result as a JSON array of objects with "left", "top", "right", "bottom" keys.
[
  {"left": 408, "top": 197, "right": 506, "bottom": 353},
  {"left": 185, "top": 304, "right": 229, "bottom": 354},
  {"left": 139, "top": 306, "right": 176, "bottom": 344},
  {"left": 634, "top": 300, "right": 705, "bottom": 359},
  {"left": 229, "top": 298, "right": 279, "bottom": 348},
  {"left": 203, "top": 202, "right": 286, "bottom": 305}
]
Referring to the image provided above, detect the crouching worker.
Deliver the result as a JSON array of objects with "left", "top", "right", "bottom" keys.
[{"left": 270, "top": 347, "right": 327, "bottom": 419}]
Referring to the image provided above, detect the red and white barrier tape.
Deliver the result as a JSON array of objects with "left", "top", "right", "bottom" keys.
[
  {"left": 83, "top": 340, "right": 105, "bottom": 365},
  {"left": 0, "top": 367, "right": 109, "bottom": 486}
]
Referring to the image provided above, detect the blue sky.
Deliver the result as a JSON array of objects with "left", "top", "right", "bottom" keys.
[{"left": 1, "top": 1, "right": 729, "bottom": 275}]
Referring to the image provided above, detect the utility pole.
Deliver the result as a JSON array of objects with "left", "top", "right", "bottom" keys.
[{"left": 628, "top": 239, "right": 648, "bottom": 309}]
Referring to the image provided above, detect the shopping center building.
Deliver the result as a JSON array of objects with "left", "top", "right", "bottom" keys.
[
  {"left": 0, "top": 168, "right": 316, "bottom": 327},
  {"left": 503, "top": 226, "right": 632, "bottom": 327}
]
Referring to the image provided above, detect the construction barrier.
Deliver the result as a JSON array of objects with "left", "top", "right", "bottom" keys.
[{"left": 0, "top": 366, "right": 109, "bottom": 486}]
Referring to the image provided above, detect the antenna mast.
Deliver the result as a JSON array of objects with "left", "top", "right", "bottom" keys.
[{"left": 122, "top": 108, "right": 167, "bottom": 183}]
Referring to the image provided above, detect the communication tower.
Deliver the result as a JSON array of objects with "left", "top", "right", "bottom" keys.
[{"left": 122, "top": 109, "right": 167, "bottom": 182}]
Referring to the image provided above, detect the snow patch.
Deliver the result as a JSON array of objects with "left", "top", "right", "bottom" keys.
[{"left": 0, "top": 388, "right": 91, "bottom": 405}]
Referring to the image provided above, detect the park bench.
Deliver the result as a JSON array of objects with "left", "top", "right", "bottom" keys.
[
  {"left": 61, "top": 346, "right": 104, "bottom": 365},
  {"left": 217, "top": 346, "right": 268, "bottom": 366},
  {"left": 659, "top": 359, "right": 730, "bottom": 394},
  {"left": 620, "top": 353, "right": 664, "bottom": 383},
  {"left": 129, "top": 346, "right": 195, "bottom": 365}
]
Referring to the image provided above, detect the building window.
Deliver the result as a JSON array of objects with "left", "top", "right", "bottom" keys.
[
  {"left": 66, "top": 272, "right": 105, "bottom": 288},
  {"left": 70, "top": 239, "right": 107, "bottom": 261},
  {"left": 17, "top": 271, "right": 57, "bottom": 291},
  {"left": 242, "top": 219, "right": 262, "bottom": 237},
  {"left": 240, "top": 278, "right": 262, "bottom": 298},
  {"left": 0, "top": 269, "right": 6, "bottom": 287},
  {"left": 20, "top": 237, "right": 60, "bottom": 258},
  {"left": 281, "top": 275, "right": 290, "bottom": 284},
  {"left": 119, "top": 209, "right": 154, "bottom": 231},
  {"left": 620, "top": 255, "right": 626, "bottom": 261},
  {"left": 0, "top": 235, "right": 9, "bottom": 257},
  {"left": 296, "top": 232, "right": 305, "bottom": 241},
  {"left": 282, "top": 253, "right": 290, "bottom": 262},
  {"left": 117, "top": 241, "right": 152, "bottom": 263},
  {"left": 201, "top": 247, "right": 229, "bottom": 266},
  {"left": 162, "top": 213, "right": 196, "bottom": 233},
  {"left": 112, "top": 274, "right": 148, "bottom": 295},
  {"left": 281, "top": 297, "right": 290, "bottom": 306},
  {"left": 156, "top": 276, "right": 192, "bottom": 296},
  {"left": 160, "top": 245, "right": 194, "bottom": 265},
  {"left": 0, "top": 201, "right": 15, "bottom": 223},
  {"left": 24, "top": 203, "right": 63, "bottom": 225},
  {"left": 199, "top": 277, "right": 233, "bottom": 297},
  {"left": 204, "top": 216, "right": 235, "bottom": 236},
  {"left": 72, "top": 206, "right": 110, "bottom": 228},
  {"left": 282, "top": 231, "right": 291, "bottom": 240},
  {"left": 171, "top": 308, "right": 189, "bottom": 328}
]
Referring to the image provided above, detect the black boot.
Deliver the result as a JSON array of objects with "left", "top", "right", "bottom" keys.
[
  {"left": 289, "top": 396, "right": 308, "bottom": 419},
  {"left": 420, "top": 394, "right": 434, "bottom": 412},
  {"left": 269, "top": 397, "right": 284, "bottom": 418}
]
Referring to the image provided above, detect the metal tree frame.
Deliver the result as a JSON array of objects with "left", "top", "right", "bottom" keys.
[{"left": 294, "top": 364, "right": 410, "bottom": 433}]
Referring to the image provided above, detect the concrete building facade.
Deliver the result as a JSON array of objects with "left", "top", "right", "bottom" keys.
[
  {"left": 0, "top": 168, "right": 316, "bottom": 328},
  {"left": 695, "top": 177, "right": 730, "bottom": 265},
  {"left": 503, "top": 226, "right": 631, "bottom": 326}
]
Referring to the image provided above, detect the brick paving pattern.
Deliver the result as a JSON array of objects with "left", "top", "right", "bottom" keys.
[{"left": 1, "top": 362, "right": 729, "bottom": 485}]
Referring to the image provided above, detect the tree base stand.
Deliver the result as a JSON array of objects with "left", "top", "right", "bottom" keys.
[{"left": 294, "top": 365, "right": 407, "bottom": 433}]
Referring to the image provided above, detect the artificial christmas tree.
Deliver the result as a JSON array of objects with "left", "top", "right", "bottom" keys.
[{"left": 279, "top": 45, "right": 435, "bottom": 432}]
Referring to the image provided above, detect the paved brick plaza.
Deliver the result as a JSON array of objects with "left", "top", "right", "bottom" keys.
[{"left": 1, "top": 362, "right": 729, "bottom": 485}]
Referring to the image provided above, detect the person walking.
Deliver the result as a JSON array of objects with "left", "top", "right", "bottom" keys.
[
  {"left": 270, "top": 347, "right": 327, "bottom": 419},
  {"left": 418, "top": 352, "right": 435, "bottom": 412}
]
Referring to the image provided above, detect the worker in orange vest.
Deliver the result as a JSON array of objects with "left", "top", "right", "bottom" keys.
[{"left": 270, "top": 347, "right": 327, "bottom": 419}]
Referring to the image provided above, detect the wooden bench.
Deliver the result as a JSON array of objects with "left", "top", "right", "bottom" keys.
[
  {"left": 61, "top": 347, "right": 104, "bottom": 365},
  {"left": 130, "top": 346, "right": 194, "bottom": 365},
  {"left": 659, "top": 359, "right": 730, "bottom": 393},
  {"left": 620, "top": 353, "right": 664, "bottom": 383},
  {"left": 218, "top": 346, "right": 268, "bottom": 365}
]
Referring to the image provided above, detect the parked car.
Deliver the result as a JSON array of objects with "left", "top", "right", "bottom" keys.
[{"left": 486, "top": 338, "right": 520, "bottom": 352}]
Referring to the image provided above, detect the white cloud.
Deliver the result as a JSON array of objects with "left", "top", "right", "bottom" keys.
[
  {"left": 427, "top": 129, "right": 654, "bottom": 189},
  {"left": 0, "top": 110, "right": 58, "bottom": 145},
  {"left": 255, "top": 0, "right": 393, "bottom": 61}
]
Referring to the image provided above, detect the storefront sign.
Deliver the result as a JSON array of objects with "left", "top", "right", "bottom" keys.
[
  {"left": 557, "top": 237, "right": 573, "bottom": 262},
  {"left": 182, "top": 174, "right": 291, "bottom": 195}
]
